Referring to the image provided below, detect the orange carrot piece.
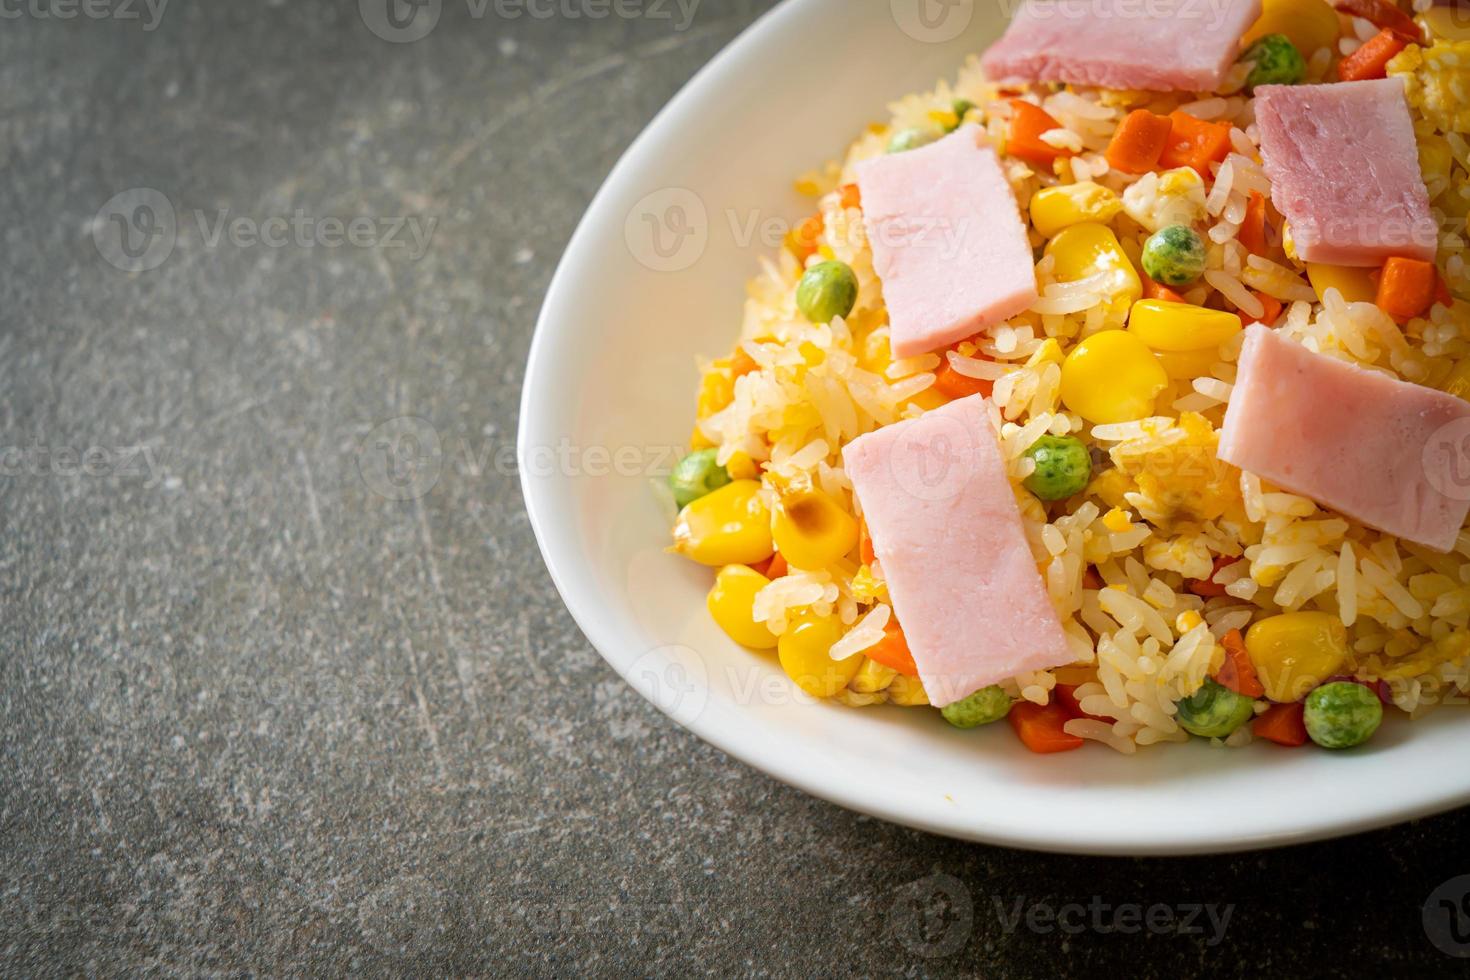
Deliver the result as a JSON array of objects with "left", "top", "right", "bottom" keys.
[
  {"left": 1217, "top": 629, "right": 1266, "bottom": 698},
  {"left": 858, "top": 519, "right": 876, "bottom": 566},
  {"left": 730, "top": 347, "right": 760, "bottom": 377},
  {"left": 1250, "top": 291, "right": 1284, "bottom": 327},
  {"left": 1105, "top": 109, "right": 1174, "bottom": 174},
  {"left": 1009, "top": 701, "right": 1085, "bottom": 754},
  {"left": 1157, "top": 111, "right": 1232, "bottom": 177},
  {"left": 839, "top": 183, "right": 862, "bottom": 210},
  {"left": 1007, "top": 100, "right": 1072, "bottom": 168},
  {"left": 865, "top": 620, "right": 919, "bottom": 677},
  {"left": 1142, "top": 269, "right": 1187, "bottom": 304},
  {"left": 1253, "top": 702, "right": 1309, "bottom": 747},
  {"left": 932, "top": 359, "right": 994, "bottom": 400},
  {"left": 752, "top": 553, "right": 788, "bottom": 579},
  {"left": 1239, "top": 191, "right": 1269, "bottom": 256},
  {"left": 1187, "top": 556, "right": 1239, "bottom": 598},
  {"left": 1337, "top": 29, "right": 1409, "bottom": 82},
  {"left": 1377, "top": 257, "right": 1438, "bottom": 322},
  {"left": 788, "top": 213, "right": 823, "bottom": 263}
]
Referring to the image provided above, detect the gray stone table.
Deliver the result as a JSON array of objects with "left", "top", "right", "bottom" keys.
[{"left": 1, "top": 0, "right": 1467, "bottom": 975}]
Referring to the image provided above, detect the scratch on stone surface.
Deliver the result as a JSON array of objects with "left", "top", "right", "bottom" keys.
[
  {"left": 516, "top": 608, "right": 549, "bottom": 687},
  {"left": 200, "top": 397, "right": 262, "bottom": 428},
  {"left": 401, "top": 629, "right": 448, "bottom": 786},
  {"left": 430, "top": 20, "right": 734, "bottom": 190},
  {"left": 415, "top": 494, "right": 481, "bottom": 713},
  {"left": 296, "top": 449, "right": 326, "bottom": 549}
]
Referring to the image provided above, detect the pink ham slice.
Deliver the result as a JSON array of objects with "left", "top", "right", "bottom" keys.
[
  {"left": 1219, "top": 324, "right": 1470, "bottom": 552},
  {"left": 842, "top": 394, "right": 1074, "bottom": 705},
  {"left": 855, "top": 126, "right": 1036, "bottom": 359},
  {"left": 981, "top": 0, "right": 1263, "bottom": 92},
  {"left": 1255, "top": 79, "right": 1437, "bottom": 267}
]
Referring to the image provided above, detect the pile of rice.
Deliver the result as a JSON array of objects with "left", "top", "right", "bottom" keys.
[{"left": 689, "top": 22, "right": 1470, "bottom": 751}]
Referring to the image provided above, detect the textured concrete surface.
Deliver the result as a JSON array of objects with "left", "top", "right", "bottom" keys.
[{"left": 1, "top": 0, "right": 1468, "bottom": 976}]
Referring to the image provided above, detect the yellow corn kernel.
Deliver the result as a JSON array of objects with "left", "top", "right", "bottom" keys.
[
  {"left": 771, "top": 487, "right": 859, "bottom": 570},
  {"left": 1176, "top": 610, "right": 1206, "bottom": 634},
  {"left": 851, "top": 565, "right": 890, "bottom": 604},
  {"left": 1242, "top": 0, "right": 1341, "bottom": 56},
  {"left": 696, "top": 362, "right": 736, "bottom": 419},
  {"left": 1029, "top": 182, "right": 1124, "bottom": 238},
  {"left": 1045, "top": 223, "right": 1142, "bottom": 317},
  {"left": 777, "top": 613, "right": 863, "bottom": 698},
  {"left": 1102, "top": 507, "right": 1133, "bottom": 533},
  {"left": 690, "top": 425, "right": 716, "bottom": 451},
  {"left": 851, "top": 658, "right": 898, "bottom": 694},
  {"left": 672, "top": 480, "right": 774, "bottom": 567},
  {"left": 1282, "top": 222, "right": 1298, "bottom": 262},
  {"left": 1154, "top": 347, "right": 1221, "bottom": 381},
  {"left": 886, "top": 673, "right": 930, "bottom": 706},
  {"left": 1441, "top": 359, "right": 1470, "bottom": 401},
  {"left": 1306, "top": 263, "right": 1378, "bottom": 305},
  {"left": 1060, "top": 330, "right": 1168, "bottom": 424},
  {"left": 1087, "top": 467, "right": 1133, "bottom": 510},
  {"left": 707, "top": 565, "right": 778, "bottom": 650},
  {"left": 726, "top": 452, "right": 759, "bottom": 480},
  {"left": 1244, "top": 612, "right": 1350, "bottom": 703},
  {"left": 859, "top": 329, "right": 891, "bottom": 374},
  {"left": 1128, "top": 300, "right": 1243, "bottom": 352}
]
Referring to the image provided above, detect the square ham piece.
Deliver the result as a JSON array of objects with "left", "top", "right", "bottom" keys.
[
  {"left": 1255, "top": 79, "right": 1437, "bottom": 267},
  {"left": 980, "top": 0, "right": 1263, "bottom": 92},
  {"left": 1219, "top": 324, "right": 1470, "bottom": 552},
  {"left": 855, "top": 126, "right": 1036, "bottom": 359},
  {"left": 841, "top": 395, "right": 1074, "bottom": 706}
]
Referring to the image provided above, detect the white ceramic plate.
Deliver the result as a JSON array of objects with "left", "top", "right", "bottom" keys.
[{"left": 519, "top": 0, "right": 1470, "bottom": 854}]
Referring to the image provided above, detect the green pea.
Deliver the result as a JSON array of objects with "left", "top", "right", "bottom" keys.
[
  {"left": 948, "top": 99, "right": 976, "bottom": 132},
  {"left": 941, "top": 686, "right": 1012, "bottom": 729},
  {"left": 887, "top": 127, "right": 940, "bottom": 154},
  {"left": 1242, "top": 34, "right": 1306, "bottom": 90},
  {"left": 1176, "top": 679, "right": 1256, "bottom": 738},
  {"left": 1021, "top": 435, "right": 1092, "bottom": 502},
  {"left": 669, "top": 449, "right": 731, "bottom": 509},
  {"left": 796, "top": 260, "right": 858, "bottom": 324},
  {"left": 1141, "top": 225, "right": 1208, "bottom": 287},
  {"left": 1304, "top": 682, "right": 1384, "bottom": 749}
]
